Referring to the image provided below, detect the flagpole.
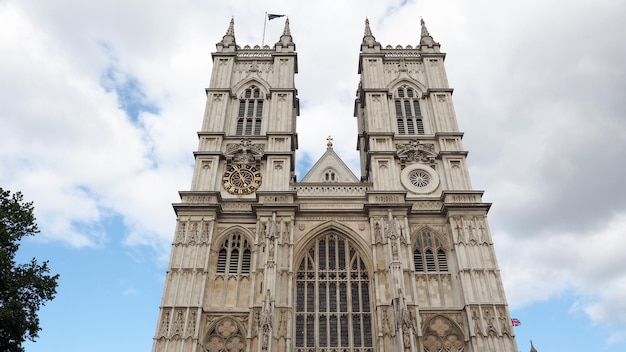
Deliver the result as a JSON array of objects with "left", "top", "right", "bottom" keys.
[{"left": 262, "top": 12, "right": 267, "bottom": 46}]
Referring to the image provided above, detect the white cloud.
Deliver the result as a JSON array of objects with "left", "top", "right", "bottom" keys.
[{"left": 499, "top": 213, "right": 626, "bottom": 331}]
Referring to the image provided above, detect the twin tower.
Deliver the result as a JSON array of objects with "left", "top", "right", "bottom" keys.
[{"left": 152, "top": 18, "right": 519, "bottom": 352}]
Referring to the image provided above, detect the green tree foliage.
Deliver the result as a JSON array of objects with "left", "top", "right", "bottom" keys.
[{"left": 0, "top": 188, "right": 59, "bottom": 352}]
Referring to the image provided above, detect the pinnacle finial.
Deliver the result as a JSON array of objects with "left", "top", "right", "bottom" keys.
[
  {"left": 283, "top": 17, "right": 291, "bottom": 36},
  {"left": 420, "top": 17, "right": 430, "bottom": 37},
  {"left": 530, "top": 339, "right": 537, "bottom": 352},
  {"left": 364, "top": 18, "right": 373, "bottom": 37},
  {"left": 226, "top": 17, "right": 235, "bottom": 36},
  {"left": 419, "top": 17, "right": 437, "bottom": 47},
  {"left": 362, "top": 17, "right": 379, "bottom": 47},
  {"left": 277, "top": 17, "right": 294, "bottom": 47},
  {"left": 218, "top": 17, "right": 236, "bottom": 47},
  {"left": 326, "top": 135, "right": 333, "bottom": 148}
]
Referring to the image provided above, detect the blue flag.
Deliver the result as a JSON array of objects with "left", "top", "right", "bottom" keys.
[{"left": 268, "top": 14, "right": 285, "bottom": 21}]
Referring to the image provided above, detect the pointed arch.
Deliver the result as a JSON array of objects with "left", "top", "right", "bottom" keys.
[
  {"left": 231, "top": 79, "right": 270, "bottom": 136},
  {"left": 388, "top": 82, "right": 426, "bottom": 135},
  {"left": 213, "top": 227, "right": 254, "bottom": 276},
  {"left": 412, "top": 226, "right": 449, "bottom": 273},
  {"left": 232, "top": 78, "right": 271, "bottom": 96},
  {"left": 293, "top": 220, "right": 372, "bottom": 271},
  {"left": 411, "top": 226, "right": 449, "bottom": 249},
  {"left": 293, "top": 223, "right": 374, "bottom": 352},
  {"left": 388, "top": 79, "right": 427, "bottom": 97}
]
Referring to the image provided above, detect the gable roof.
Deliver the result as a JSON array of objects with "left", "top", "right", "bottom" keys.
[{"left": 300, "top": 147, "right": 360, "bottom": 183}]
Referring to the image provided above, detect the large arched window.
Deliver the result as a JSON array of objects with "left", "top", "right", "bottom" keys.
[
  {"left": 236, "top": 85, "right": 264, "bottom": 136},
  {"left": 394, "top": 85, "right": 424, "bottom": 135},
  {"left": 413, "top": 230, "right": 448, "bottom": 272},
  {"left": 295, "top": 233, "right": 372, "bottom": 352},
  {"left": 216, "top": 233, "right": 251, "bottom": 275}
]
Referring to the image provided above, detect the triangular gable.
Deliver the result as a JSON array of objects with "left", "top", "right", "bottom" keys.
[{"left": 300, "top": 148, "right": 360, "bottom": 183}]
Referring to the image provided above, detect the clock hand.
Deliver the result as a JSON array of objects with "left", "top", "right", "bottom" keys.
[{"left": 239, "top": 173, "right": 248, "bottom": 186}]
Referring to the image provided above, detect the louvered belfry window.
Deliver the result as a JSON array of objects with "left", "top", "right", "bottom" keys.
[
  {"left": 295, "top": 233, "right": 373, "bottom": 352},
  {"left": 216, "top": 233, "right": 251, "bottom": 275},
  {"left": 395, "top": 85, "right": 424, "bottom": 135},
  {"left": 413, "top": 230, "right": 448, "bottom": 272},
  {"left": 236, "top": 85, "right": 263, "bottom": 136}
]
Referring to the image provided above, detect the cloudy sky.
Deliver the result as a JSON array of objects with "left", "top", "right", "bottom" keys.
[{"left": 2, "top": 0, "right": 625, "bottom": 351}]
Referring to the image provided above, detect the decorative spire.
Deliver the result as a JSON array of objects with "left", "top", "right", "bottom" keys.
[
  {"left": 419, "top": 17, "right": 437, "bottom": 46},
  {"left": 277, "top": 17, "right": 294, "bottom": 47},
  {"left": 218, "top": 17, "right": 236, "bottom": 47},
  {"left": 362, "top": 17, "right": 379, "bottom": 47},
  {"left": 283, "top": 17, "right": 291, "bottom": 36},
  {"left": 420, "top": 17, "right": 430, "bottom": 37},
  {"left": 364, "top": 17, "right": 373, "bottom": 37},
  {"left": 530, "top": 339, "right": 537, "bottom": 352},
  {"left": 326, "top": 135, "right": 333, "bottom": 148},
  {"left": 226, "top": 17, "right": 235, "bottom": 36}
]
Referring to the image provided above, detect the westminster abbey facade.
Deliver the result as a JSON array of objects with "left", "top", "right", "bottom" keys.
[{"left": 152, "top": 17, "right": 519, "bottom": 352}]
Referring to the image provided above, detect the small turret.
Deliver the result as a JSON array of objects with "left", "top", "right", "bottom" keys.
[
  {"left": 276, "top": 18, "right": 295, "bottom": 51},
  {"left": 361, "top": 18, "right": 381, "bottom": 52},
  {"left": 216, "top": 18, "right": 237, "bottom": 51},
  {"left": 419, "top": 18, "right": 441, "bottom": 52}
]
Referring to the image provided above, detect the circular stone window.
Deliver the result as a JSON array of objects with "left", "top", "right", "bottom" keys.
[{"left": 400, "top": 164, "right": 440, "bottom": 194}]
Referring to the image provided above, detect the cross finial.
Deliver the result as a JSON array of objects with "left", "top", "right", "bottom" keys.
[{"left": 326, "top": 135, "right": 333, "bottom": 148}]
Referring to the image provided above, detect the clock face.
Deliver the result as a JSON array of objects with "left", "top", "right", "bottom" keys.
[{"left": 222, "top": 164, "right": 262, "bottom": 195}]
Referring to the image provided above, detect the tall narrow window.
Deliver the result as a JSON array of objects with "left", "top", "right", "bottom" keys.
[
  {"left": 295, "top": 233, "right": 372, "bottom": 352},
  {"left": 216, "top": 233, "right": 251, "bottom": 275},
  {"left": 394, "top": 85, "right": 424, "bottom": 135},
  {"left": 236, "top": 85, "right": 264, "bottom": 136},
  {"left": 414, "top": 230, "right": 448, "bottom": 272}
]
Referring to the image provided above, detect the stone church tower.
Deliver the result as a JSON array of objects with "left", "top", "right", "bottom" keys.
[{"left": 152, "top": 18, "right": 519, "bottom": 352}]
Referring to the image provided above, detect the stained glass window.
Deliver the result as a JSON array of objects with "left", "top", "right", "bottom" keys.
[{"left": 295, "top": 233, "right": 372, "bottom": 352}]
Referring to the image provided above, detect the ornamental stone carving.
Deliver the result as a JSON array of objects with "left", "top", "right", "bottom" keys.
[
  {"left": 224, "top": 139, "right": 264, "bottom": 164},
  {"left": 203, "top": 317, "right": 246, "bottom": 352},
  {"left": 422, "top": 315, "right": 465, "bottom": 352},
  {"left": 396, "top": 140, "right": 437, "bottom": 164}
]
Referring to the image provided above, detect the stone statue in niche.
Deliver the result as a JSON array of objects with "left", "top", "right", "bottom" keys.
[
  {"left": 260, "top": 290, "right": 273, "bottom": 349},
  {"left": 278, "top": 309, "right": 287, "bottom": 338},
  {"left": 385, "top": 214, "right": 400, "bottom": 260},
  {"left": 374, "top": 221, "right": 383, "bottom": 244},
  {"left": 266, "top": 213, "right": 278, "bottom": 261},
  {"left": 393, "top": 289, "right": 414, "bottom": 332},
  {"left": 382, "top": 307, "right": 392, "bottom": 336}
]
